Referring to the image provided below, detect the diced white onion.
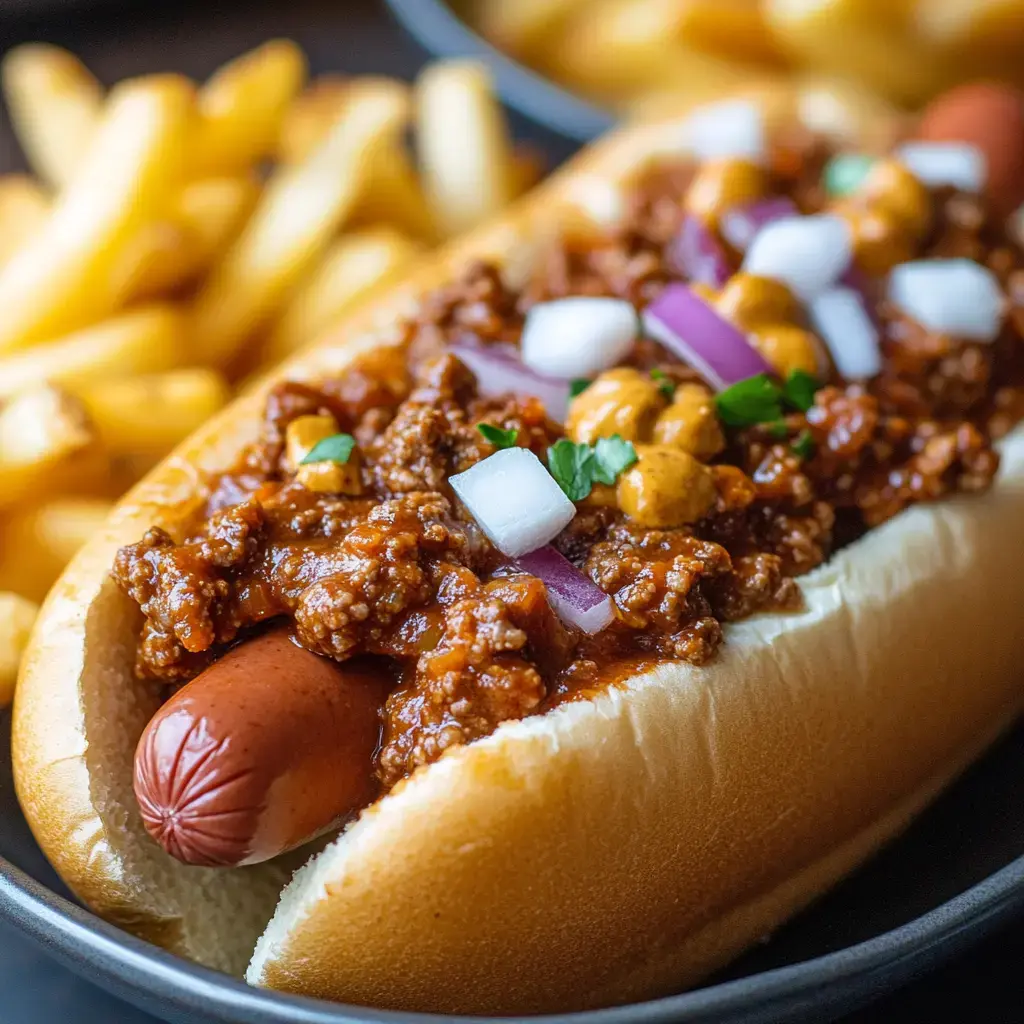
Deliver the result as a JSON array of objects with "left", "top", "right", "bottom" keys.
[
  {"left": 681, "top": 99, "right": 766, "bottom": 164},
  {"left": 449, "top": 448, "right": 575, "bottom": 558},
  {"left": 896, "top": 142, "right": 986, "bottom": 193},
  {"left": 742, "top": 214, "right": 852, "bottom": 300},
  {"left": 887, "top": 259, "right": 1004, "bottom": 342},
  {"left": 521, "top": 297, "right": 638, "bottom": 379},
  {"left": 809, "top": 288, "right": 881, "bottom": 380}
]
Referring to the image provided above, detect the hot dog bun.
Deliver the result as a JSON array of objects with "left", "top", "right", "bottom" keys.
[{"left": 14, "top": 84, "right": 1024, "bottom": 1014}]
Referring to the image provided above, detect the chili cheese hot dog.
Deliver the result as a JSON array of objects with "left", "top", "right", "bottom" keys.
[{"left": 13, "top": 80, "right": 1024, "bottom": 1016}]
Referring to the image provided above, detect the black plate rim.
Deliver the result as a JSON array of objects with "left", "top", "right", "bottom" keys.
[
  {"left": 4, "top": 843, "right": 1024, "bottom": 1023},
  {"left": 383, "top": 0, "right": 614, "bottom": 142}
]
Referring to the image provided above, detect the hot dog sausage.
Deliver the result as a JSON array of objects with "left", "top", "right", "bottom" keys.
[{"left": 133, "top": 628, "right": 391, "bottom": 867}]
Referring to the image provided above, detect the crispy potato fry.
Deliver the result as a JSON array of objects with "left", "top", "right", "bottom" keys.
[
  {"left": 416, "top": 61, "right": 515, "bottom": 236},
  {"left": 191, "top": 78, "right": 410, "bottom": 367},
  {"left": 476, "top": 0, "right": 591, "bottom": 56},
  {"left": 0, "top": 497, "right": 112, "bottom": 602},
  {"left": 0, "top": 592, "right": 38, "bottom": 708},
  {"left": 1, "top": 44, "right": 103, "bottom": 191},
  {"left": 509, "top": 145, "right": 547, "bottom": 198},
  {"left": 0, "top": 305, "right": 185, "bottom": 401},
  {"left": 0, "top": 386, "right": 97, "bottom": 512},
  {"left": 0, "top": 75, "right": 194, "bottom": 353},
  {"left": 79, "top": 367, "right": 230, "bottom": 457},
  {"left": 121, "top": 176, "right": 261, "bottom": 301},
  {"left": 348, "top": 140, "right": 439, "bottom": 242},
  {"left": 0, "top": 175, "right": 49, "bottom": 267},
  {"left": 277, "top": 74, "right": 351, "bottom": 163},
  {"left": 263, "top": 228, "right": 422, "bottom": 364},
  {"left": 190, "top": 40, "right": 307, "bottom": 179},
  {"left": 675, "top": 0, "right": 790, "bottom": 68}
]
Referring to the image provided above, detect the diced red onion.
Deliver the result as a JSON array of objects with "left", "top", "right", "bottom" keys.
[
  {"left": 520, "top": 297, "right": 638, "bottom": 379},
  {"left": 642, "top": 283, "right": 773, "bottom": 390},
  {"left": 667, "top": 215, "right": 731, "bottom": 287},
  {"left": 720, "top": 196, "right": 798, "bottom": 252},
  {"left": 516, "top": 545, "right": 614, "bottom": 634},
  {"left": 887, "top": 259, "right": 1004, "bottom": 342},
  {"left": 450, "top": 342, "right": 570, "bottom": 421},
  {"left": 896, "top": 142, "right": 986, "bottom": 193},
  {"left": 743, "top": 214, "right": 852, "bottom": 300},
  {"left": 809, "top": 287, "right": 881, "bottom": 380},
  {"left": 681, "top": 99, "right": 766, "bottom": 164},
  {"left": 450, "top": 448, "right": 576, "bottom": 558}
]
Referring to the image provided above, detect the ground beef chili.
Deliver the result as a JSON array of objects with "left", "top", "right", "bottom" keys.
[{"left": 113, "top": 134, "right": 1024, "bottom": 793}]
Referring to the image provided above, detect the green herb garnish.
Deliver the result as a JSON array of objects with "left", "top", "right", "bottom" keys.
[
  {"left": 547, "top": 434, "right": 638, "bottom": 501},
  {"left": 792, "top": 430, "right": 815, "bottom": 460},
  {"left": 781, "top": 369, "right": 819, "bottom": 413},
  {"left": 301, "top": 433, "right": 356, "bottom": 465},
  {"left": 650, "top": 368, "right": 675, "bottom": 401},
  {"left": 823, "top": 152, "right": 875, "bottom": 198},
  {"left": 767, "top": 420, "right": 789, "bottom": 439},
  {"left": 569, "top": 378, "right": 592, "bottom": 398},
  {"left": 476, "top": 423, "right": 519, "bottom": 449},
  {"left": 716, "top": 371, "right": 821, "bottom": 430}
]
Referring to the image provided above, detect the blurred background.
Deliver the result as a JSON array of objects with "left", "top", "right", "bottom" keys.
[{"left": 1, "top": 1, "right": 1024, "bottom": 1022}]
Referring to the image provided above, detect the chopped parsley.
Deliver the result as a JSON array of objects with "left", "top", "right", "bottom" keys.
[
  {"left": 476, "top": 423, "right": 519, "bottom": 448},
  {"left": 792, "top": 430, "right": 815, "bottom": 460},
  {"left": 650, "top": 368, "right": 675, "bottom": 400},
  {"left": 547, "top": 435, "right": 638, "bottom": 501},
  {"left": 823, "top": 152, "right": 875, "bottom": 197},
  {"left": 569, "top": 378, "right": 592, "bottom": 398},
  {"left": 301, "top": 433, "right": 356, "bottom": 465},
  {"left": 715, "top": 371, "right": 821, "bottom": 429}
]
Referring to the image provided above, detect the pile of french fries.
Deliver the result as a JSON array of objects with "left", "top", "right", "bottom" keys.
[
  {"left": 0, "top": 41, "right": 542, "bottom": 708},
  {"left": 472, "top": 0, "right": 1024, "bottom": 113}
]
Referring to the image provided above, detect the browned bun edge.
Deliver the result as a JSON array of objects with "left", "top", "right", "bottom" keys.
[{"left": 15, "top": 83, "right": 1021, "bottom": 1014}]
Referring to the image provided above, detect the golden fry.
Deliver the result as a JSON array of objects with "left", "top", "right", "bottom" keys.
[
  {"left": 416, "top": 61, "right": 515, "bottom": 236},
  {"left": 0, "top": 75, "right": 194, "bottom": 353},
  {"left": 509, "top": 145, "right": 546, "bottom": 198},
  {"left": 277, "top": 74, "right": 351, "bottom": 163},
  {"left": 348, "top": 139, "right": 439, "bottom": 242},
  {"left": 263, "top": 228, "right": 422, "bottom": 365},
  {"left": 0, "top": 175, "right": 49, "bottom": 267},
  {"left": 1, "top": 44, "right": 103, "bottom": 190},
  {"left": 475, "top": 0, "right": 591, "bottom": 57},
  {"left": 674, "top": 1, "right": 790, "bottom": 69},
  {"left": 0, "top": 305, "right": 185, "bottom": 401},
  {"left": 190, "top": 40, "right": 307, "bottom": 178},
  {"left": 191, "top": 78, "right": 410, "bottom": 368},
  {"left": 79, "top": 367, "right": 230, "bottom": 457},
  {"left": 0, "top": 592, "right": 39, "bottom": 709},
  {"left": 0, "top": 498, "right": 112, "bottom": 602}
]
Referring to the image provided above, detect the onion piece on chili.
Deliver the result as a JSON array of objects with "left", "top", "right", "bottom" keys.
[
  {"left": 896, "top": 142, "right": 986, "bottom": 194},
  {"left": 887, "top": 259, "right": 1004, "bottom": 342},
  {"left": 642, "top": 282, "right": 773, "bottom": 391},
  {"left": 450, "top": 342, "right": 570, "bottom": 421},
  {"left": 809, "top": 287, "right": 881, "bottom": 380},
  {"left": 742, "top": 214, "right": 852, "bottom": 300},
  {"left": 681, "top": 99, "right": 765, "bottom": 164},
  {"left": 450, "top": 447, "right": 575, "bottom": 559},
  {"left": 520, "top": 297, "right": 638, "bottom": 379},
  {"left": 667, "top": 216, "right": 731, "bottom": 287},
  {"left": 719, "top": 196, "right": 798, "bottom": 252},
  {"left": 516, "top": 545, "right": 614, "bottom": 634}
]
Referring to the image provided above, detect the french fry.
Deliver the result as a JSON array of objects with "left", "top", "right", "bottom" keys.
[
  {"left": 78, "top": 368, "right": 230, "bottom": 457},
  {"left": 348, "top": 139, "right": 439, "bottom": 242},
  {"left": 476, "top": 0, "right": 591, "bottom": 58},
  {"left": 0, "top": 175, "right": 49, "bottom": 267},
  {"left": 190, "top": 79, "right": 410, "bottom": 368},
  {"left": 674, "top": 1, "right": 790, "bottom": 69},
  {"left": 190, "top": 40, "right": 307, "bottom": 179},
  {"left": 0, "top": 305, "right": 185, "bottom": 401},
  {"left": 416, "top": 61, "right": 515, "bottom": 236},
  {"left": 0, "top": 592, "right": 38, "bottom": 709},
  {"left": 0, "top": 75, "right": 194, "bottom": 353},
  {"left": 1, "top": 44, "right": 103, "bottom": 191},
  {"left": 509, "top": 145, "right": 546, "bottom": 198},
  {"left": 0, "top": 386, "right": 97, "bottom": 512},
  {"left": 121, "top": 176, "right": 260, "bottom": 301},
  {"left": 0, "top": 498, "right": 112, "bottom": 602},
  {"left": 263, "top": 228, "right": 422, "bottom": 364},
  {"left": 277, "top": 74, "right": 352, "bottom": 164}
]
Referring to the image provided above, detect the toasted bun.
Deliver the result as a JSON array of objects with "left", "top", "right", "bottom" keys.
[{"left": 17, "top": 86, "right": 1020, "bottom": 1015}]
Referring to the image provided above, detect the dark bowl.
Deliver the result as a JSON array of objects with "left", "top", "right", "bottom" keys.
[{"left": 6, "top": 702, "right": 1024, "bottom": 1024}]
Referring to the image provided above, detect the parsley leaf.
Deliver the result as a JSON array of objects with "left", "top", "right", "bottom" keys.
[
  {"left": 650, "top": 368, "right": 675, "bottom": 401},
  {"left": 715, "top": 374, "right": 784, "bottom": 428},
  {"left": 546, "top": 439, "right": 596, "bottom": 502},
  {"left": 569, "top": 378, "right": 592, "bottom": 398},
  {"left": 301, "top": 433, "right": 356, "bottom": 465},
  {"left": 781, "top": 370, "right": 819, "bottom": 413},
  {"left": 477, "top": 423, "right": 519, "bottom": 449},
  {"left": 792, "top": 430, "right": 815, "bottom": 460},
  {"left": 592, "top": 435, "right": 638, "bottom": 485},
  {"left": 767, "top": 420, "right": 789, "bottom": 439}
]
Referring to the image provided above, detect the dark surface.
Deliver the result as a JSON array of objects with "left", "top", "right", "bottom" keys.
[{"left": 3, "top": 0, "right": 1024, "bottom": 1021}]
